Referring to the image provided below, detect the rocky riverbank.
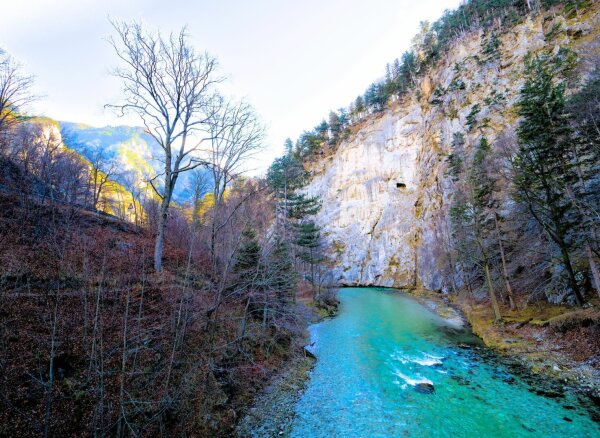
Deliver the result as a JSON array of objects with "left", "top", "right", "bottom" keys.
[
  {"left": 456, "top": 297, "right": 600, "bottom": 398},
  {"left": 235, "top": 298, "right": 339, "bottom": 437},
  {"left": 408, "top": 287, "right": 600, "bottom": 399}
]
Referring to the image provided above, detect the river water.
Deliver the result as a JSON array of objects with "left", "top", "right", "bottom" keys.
[{"left": 290, "top": 288, "right": 599, "bottom": 437}]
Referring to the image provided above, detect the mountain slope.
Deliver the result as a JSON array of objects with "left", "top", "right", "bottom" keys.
[{"left": 60, "top": 122, "right": 201, "bottom": 202}]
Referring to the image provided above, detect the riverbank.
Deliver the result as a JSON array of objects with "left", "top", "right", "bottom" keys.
[
  {"left": 457, "top": 296, "right": 600, "bottom": 396},
  {"left": 407, "top": 287, "right": 600, "bottom": 398},
  {"left": 235, "top": 297, "right": 339, "bottom": 437}
]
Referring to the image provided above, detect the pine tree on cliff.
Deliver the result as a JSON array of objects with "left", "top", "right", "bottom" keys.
[
  {"left": 513, "top": 54, "right": 585, "bottom": 306},
  {"left": 267, "top": 150, "right": 308, "bottom": 237}
]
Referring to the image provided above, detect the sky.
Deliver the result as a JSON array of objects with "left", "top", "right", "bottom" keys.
[{"left": 1, "top": 0, "right": 462, "bottom": 171}]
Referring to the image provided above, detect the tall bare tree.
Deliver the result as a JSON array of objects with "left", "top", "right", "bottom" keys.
[
  {"left": 204, "top": 99, "right": 264, "bottom": 277},
  {"left": 107, "top": 21, "right": 220, "bottom": 272},
  {"left": 0, "top": 49, "right": 35, "bottom": 147}
]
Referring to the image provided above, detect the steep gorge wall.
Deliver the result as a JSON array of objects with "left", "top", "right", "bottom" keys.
[{"left": 306, "top": 7, "right": 600, "bottom": 290}]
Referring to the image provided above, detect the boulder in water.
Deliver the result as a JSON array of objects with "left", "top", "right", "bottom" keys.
[{"left": 414, "top": 382, "right": 435, "bottom": 394}]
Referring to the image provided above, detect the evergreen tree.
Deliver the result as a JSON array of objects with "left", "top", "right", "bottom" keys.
[
  {"left": 267, "top": 150, "right": 309, "bottom": 236},
  {"left": 513, "top": 54, "right": 585, "bottom": 306},
  {"left": 469, "top": 137, "right": 502, "bottom": 321},
  {"left": 294, "top": 221, "right": 323, "bottom": 299},
  {"left": 315, "top": 120, "right": 329, "bottom": 143},
  {"left": 328, "top": 111, "right": 341, "bottom": 144},
  {"left": 354, "top": 95, "right": 366, "bottom": 118},
  {"left": 449, "top": 136, "right": 504, "bottom": 321},
  {"left": 288, "top": 192, "right": 321, "bottom": 220},
  {"left": 567, "top": 70, "right": 600, "bottom": 296},
  {"left": 482, "top": 31, "right": 502, "bottom": 61},
  {"left": 266, "top": 238, "right": 297, "bottom": 306},
  {"left": 233, "top": 227, "right": 261, "bottom": 274},
  {"left": 283, "top": 137, "right": 294, "bottom": 155},
  {"left": 364, "top": 83, "right": 387, "bottom": 112},
  {"left": 400, "top": 51, "right": 418, "bottom": 86},
  {"left": 446, "top": 132, "right": 466, "bottom": 182}
]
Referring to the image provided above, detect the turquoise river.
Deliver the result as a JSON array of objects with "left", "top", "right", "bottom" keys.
[{"left": 290, "top": 288, "right": 600, "bottom": 437}]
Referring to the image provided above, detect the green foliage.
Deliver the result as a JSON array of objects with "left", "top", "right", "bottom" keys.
[
  {"left": 545, "top": 22, "right": 564, "bottom": 40},
  {"left": 513, "top": 52, "right": 585, "bottom": 304},
  {"left": 562, "top": 0, "right": 591, "bottom": 16},
  {"left": 430, "top": 87, "right": 446, "bottom": 105},
  {"left": 364, "top": 82, "right": 389, "bottom": 112},
  {"left": 233, "top": 227, "right": 261, "bottom": 274},
  {"left": 268, "top": 140, "right": 324, "bottom": 296},
  {"left": 266, "top": 238, "right": 298, "bottom": 302},
  {"left": 294, "top": 221, "right": 321, "bottom": 250},
  {"left": 328, "top": 111, "right": 341, "bottom": 143},
  {"left": 294, "top": 221, "right": 322, "bottom": 265},
  {"left": 267, "top": 153, "right": 309, "bottom": 192},
  {"left": 446, "top": 132, "right": 466, "bottom": 182},
  {"left": 466, "top": 104, "right": 481, "bottom": 131},
  {"left": 470, "top": 136, "right": 495, "bottom": 208},
  {"left": 481, "top": 31, "right": 502, "bottom": 61},
  {"left": 483, "top": 89, "right": 506, "bottom": 106},
  {"left": 288, "top": 193, "right": 321, "bottom": 220}
]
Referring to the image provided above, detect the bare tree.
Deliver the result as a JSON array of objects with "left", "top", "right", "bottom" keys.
[
  {"left": 107, "top": 20, "right": 220, "bottom": 272},
  {"left": 89, "top": 150, "right": 118, "bottom": 210},
  {"left": 204, "top": 99, "right": 264, "bottom": 277},
  {"left": 0, "top": 49, "right": 35, "bottom": 146},
  {"left": 122, "top": 172, "right": 144, "bottom": 225}
]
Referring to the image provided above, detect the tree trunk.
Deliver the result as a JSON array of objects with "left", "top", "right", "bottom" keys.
[
  {"left": 154, "top": 172, "right": 173, "bottom": 272},
  {"left": 44, "top": 295, "right": 59, "bottom": 438},
  {"left": 559, "top": 244, "right": 584, "bottom": 306},
  {"left": 116, "top": 289, "right": 130, "bottom": 438},
  {"left": 587, "top": 244, "right": 600, "bottom": 299},
  {"left": 484, "top": 262, "right": 502, "bottom": 322},
  {"left": 262, "top": 290, "right": 268, "bottom": 335},
  {"left": 494, "top": 213, "right": 516, "bottom": 310},
  {"left": 238, "top": 297, "right": 251, "bottom": 352},
  {"left": 310, "top": 248, "right": 315, "bottom": 301}
]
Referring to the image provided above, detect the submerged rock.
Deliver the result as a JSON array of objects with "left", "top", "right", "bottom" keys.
[
  {"left": 450, "top": 375, "right": 470, "bottom": 386},
  {"left": 414, "top": 382, "right": 435, "bottom": 394},
  {"left": 533, "top": 388, "right": 564, "bottom": 399}
]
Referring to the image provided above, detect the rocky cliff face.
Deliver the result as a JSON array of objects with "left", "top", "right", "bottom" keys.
[{"left": 306, "top": 7, "right": 600, "bottom": 290}]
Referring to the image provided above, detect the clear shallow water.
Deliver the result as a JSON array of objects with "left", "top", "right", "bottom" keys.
[{"left": 291, "top": 288, "right": 600, "bottom": 437}]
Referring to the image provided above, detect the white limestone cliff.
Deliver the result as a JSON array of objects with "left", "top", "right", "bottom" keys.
[{"left": 305, "top": 8, "right": 600, "bottom": 290}]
